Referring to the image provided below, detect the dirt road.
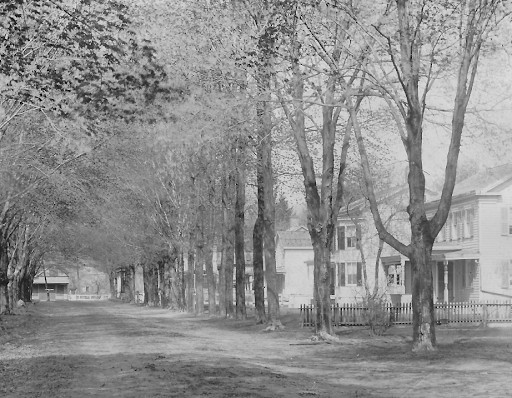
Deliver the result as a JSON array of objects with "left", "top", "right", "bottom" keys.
[{"left": 1, "top": 301, "right": 511, "bottom": 397}]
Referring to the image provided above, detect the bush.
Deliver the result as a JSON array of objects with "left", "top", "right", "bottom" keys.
[{"left": 361, "top": 293, "right": 390, "bottom": 336}]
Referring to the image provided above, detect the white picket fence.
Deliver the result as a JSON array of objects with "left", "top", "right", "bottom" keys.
[{"left": 300, "top": 301, "right": 512, "bottom": 327}]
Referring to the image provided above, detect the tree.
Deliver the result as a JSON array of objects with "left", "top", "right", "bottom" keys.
[
  {"left": 235, "top": 136, "right": 247, "bottom": 319},
  {"left": 276, "top": 0, "right": 367, "bottom": 337},
  {"left": 0, "top": 0, "right": 176, "bottom": 313},
  {"left": 275, "top": 194, "right": 293, "bottom": 231},
  {"left": 351, "top": 0, "right": 510, "bottom": 350}
]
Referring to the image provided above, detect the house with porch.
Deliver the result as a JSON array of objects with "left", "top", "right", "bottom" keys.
[
  {"left": 279, "top": 164, "right": 512, "bottom": 307},
  {"left": 32, "top": 268, "right": 70, "bottom": 301},
  {"left": 383, "top": 164, "right": 512, "bottom": 304}
]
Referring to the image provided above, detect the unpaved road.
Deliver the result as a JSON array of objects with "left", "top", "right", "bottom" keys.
[{"left": 1, "top": 301, "right": 511, "bottom": 397}]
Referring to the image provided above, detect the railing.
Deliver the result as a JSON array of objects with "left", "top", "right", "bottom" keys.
[
  {"left": 68, "top": 294, "right": 111, "bottom": 301},
  {"left": 300, "top": 301, "right": 512, "bottom": 327}
]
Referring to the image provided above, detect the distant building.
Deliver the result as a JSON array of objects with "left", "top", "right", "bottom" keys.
[{"left": 32, "top": 268, "right": 70, "bottom": 301}]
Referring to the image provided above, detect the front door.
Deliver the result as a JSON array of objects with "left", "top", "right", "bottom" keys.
[{"left": 437, "top": 262, "right": 454, "bottom": 302}]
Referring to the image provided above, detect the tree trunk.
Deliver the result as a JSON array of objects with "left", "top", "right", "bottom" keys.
[
  {"left": 310, "top": 235, "right": 332, "bottom": 335},
  {"left": 194, "top": 194, "right": 206, "bottom": 314},
  {"left": 109, "top": 268, "right": 116, "bottom": 297},
  {"left": 373, "top": 239, "right": 385, "bottom": 296},
  {"left": 204, "top": 181, "right": 217, "bottom": 316},
  {"left": 235, "top": 137, "right": 247, "bottom": 320},
  {"left": 221, "top": 167, "right": 236, "bottom": 318},
  {"left": 130, "top": 265, "right": 136, "bottom": 303},
  {"left": 218, "top": 241, "right": 226, "bottom": 317},
  {"left": 261, "top": 114, "right": 280, "bottom": 329},
  {"left": 204, "top": 243, "right": 216, "bottom": 315},
  {"left": 224, "top": 210, "right": 235, "bottom": 318},
  {"left": 194, "top": 243, "right": 205, "bottom": 315},
  {"left": 186, "top": 248, "right": 195, "bottom": 313},
  {"left": 179, "top": 250, "right": 186, "bottom": 310},
  {"left": 410, "top": 238, "right": 436, "bottom": 351},
  {"left": 255, "top": 37, "right": 281, "bottom": 329},
  {"left": 252, "top": 214, "right": 266, "bottom": 323}
]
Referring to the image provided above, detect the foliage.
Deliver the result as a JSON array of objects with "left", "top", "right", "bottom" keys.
[
  {"left": 361, "top": 291, "right": 391, "bottom": 336},
  {"left": 0, "top": 0, "right": 176, "bottom": 125}
]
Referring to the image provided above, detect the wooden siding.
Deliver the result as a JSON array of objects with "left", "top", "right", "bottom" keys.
[
  {"left": 470, "top": 260, "right": 481, "bottom": 301},
  {"left": 478, "top": 196, "right": 512, "bottom": 298},
  {"left": 281, "top": 247, "right": 314, "bottom": 307}
]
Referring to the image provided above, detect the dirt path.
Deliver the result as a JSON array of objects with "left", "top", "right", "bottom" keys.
[{"left": 1, "top": 301, "right": 511, "bottom": 397}]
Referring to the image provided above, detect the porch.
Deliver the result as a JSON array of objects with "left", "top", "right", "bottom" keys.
[{"left": 382, "top": 250, "right": 479, "bottom": 304}]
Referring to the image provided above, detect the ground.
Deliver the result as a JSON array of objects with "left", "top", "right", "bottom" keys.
[{"left": 1, "top": 302, "right": 511, "bottom": 398}]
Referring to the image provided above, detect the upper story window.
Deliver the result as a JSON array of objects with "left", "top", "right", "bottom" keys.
[
  {"left": 336, "top": 225, "right": 359, "bottom": 250},
  {"left": 464, "top": 208, "right": 474, "bottom": 238},
  {"left": 437, "top": 207, "right": 475, "bottom": 242}
]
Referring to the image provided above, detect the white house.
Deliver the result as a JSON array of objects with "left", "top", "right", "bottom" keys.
[
  {"left": 275, "top": 226, "right": 314, "bottom": 307},
  {"left": 277, "top": 164, "right": 512, "bottom": 307}
]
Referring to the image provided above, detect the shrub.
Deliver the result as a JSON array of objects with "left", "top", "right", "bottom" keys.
[{"left": 361, "top": 292, "right": 390, "bottom": 336}]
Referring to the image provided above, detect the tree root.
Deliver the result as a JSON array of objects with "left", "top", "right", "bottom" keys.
[
  {"left": 310, "top": 331, "right": 340, "bottom": 344},
  {"left": 264, "top": 320, "right": 285, "bottom": 332}
]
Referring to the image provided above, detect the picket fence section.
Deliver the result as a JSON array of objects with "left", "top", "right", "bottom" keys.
[{"left": 300, "top": 301, "right": 512, "bottom": 327}]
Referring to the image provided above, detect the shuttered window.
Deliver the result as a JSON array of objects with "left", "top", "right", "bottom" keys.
[
  {"left": 336, "top": 262, "right": 363, "bottom": 287},
  {"left": 337, "top": 263, "right": 345, "bottom": 286},
  {"left": 464, "top": 208, "right": 474, "bottom": 238},
  {"left": 337, "top": 226, "right": 345, "bottom": 250},
  {"left": 357, "top": 262, "right": 362, "bottom": 286}
]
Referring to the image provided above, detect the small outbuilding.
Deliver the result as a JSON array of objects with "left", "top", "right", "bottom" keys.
[{"left": 32, "top": 269, "right": 70, "bottom": 301}]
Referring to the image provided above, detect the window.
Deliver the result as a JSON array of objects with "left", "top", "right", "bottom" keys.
[
  {"left": 452, "top": 211, "right": 462, "bottom": 240},
  {"left": 336, "top": 225, "right": 359, "bottom": 250},
  {"left": 501, "top": 207, "right": 512, "bottom": 236},
  {"left": 337, "top": 263, "right": 345, "bottom": 286},
  {"left": 337, "top": 262, "right": 362, "bottom": 286},
  {"left": 244, "top": 275, "right": 252, "bottom": 291},
  {"left": 446, "top": 213, "right": 452, "bottom": 241},
  {"left": 461, "top": 261, "right": 474, "bottom": 289},
  {"left": 346, "top": 226, "right": 357, "bottom": 248},
  {"left": 387, "top": 264, "right": 404, "bottom": 287},
  {"left": 337, "top": 226, "right": 345, "bottom": 250},
  {"left": 346, "top": 262, "right": 358, "bottom": 285},
  {"left": 501, "top": 260, "right": 512, "bottom": 289},
  {"left": 464, "top": 208, "right": 474, "bottom": 238}
]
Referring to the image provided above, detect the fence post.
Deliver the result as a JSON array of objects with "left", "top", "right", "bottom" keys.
[{"left": 482, "top": 303, "right": 488, "bottom": 327}]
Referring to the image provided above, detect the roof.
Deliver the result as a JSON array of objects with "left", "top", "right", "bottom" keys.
[
  {"left": 276, "top": 228, "right": 312, "bottom": 248},
  {"left": 452, "top": 163, "right": 512, "bottom": 197},
  {"left": 341, "top": 184, "right": 438, "bottom": 217}
]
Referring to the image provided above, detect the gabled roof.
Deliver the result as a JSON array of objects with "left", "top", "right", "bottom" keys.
[
  {"left": 340, "top": 184, "right": 437, "bottom": 217},
  {"left": 451, "top": 163, "right": 512, "bottom": 197},
  {"left": 276, "top": 227, "right": 311, "bottom": 248}
]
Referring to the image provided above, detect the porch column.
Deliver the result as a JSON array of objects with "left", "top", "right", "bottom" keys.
[{"left": 443, "top": 260, "right": 449, "bottom": 303}]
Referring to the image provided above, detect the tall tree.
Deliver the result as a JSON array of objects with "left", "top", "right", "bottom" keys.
[
  {"left": 276, "top": 1, "right": 366, "bottom": 336},
  {"left": 235, "top": 136, "right": 247, "bottom": 319},
  {"left": 352, "top": 0, "right": 510, "bottom": 350}
]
